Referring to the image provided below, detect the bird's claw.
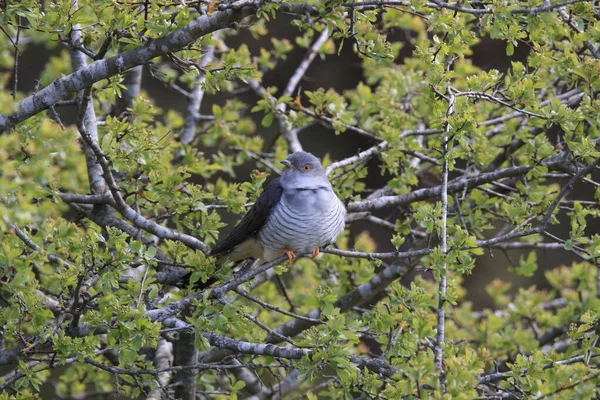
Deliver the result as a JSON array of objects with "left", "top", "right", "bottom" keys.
[
  {"left": 283, "top": 248, "right": 297, "bottom": 264},
  {"left": 311, "top": 247, "right": 320, "bottom": 259}
]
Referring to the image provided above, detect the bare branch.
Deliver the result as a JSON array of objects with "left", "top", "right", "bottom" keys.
[
  {"left": 434, "top": 88, "right": 453, "bottom": 378},
  {"left": 455, "top": 90, "right": 547, "bottom": 120},
  {"left": 180, "top": 36, "right": 218, "bottom": 145},
  {"left": 234, "top": 288, "right": 325, "bottom": 324},
  {"left": 348, "top": 165, "right": 529, "bottom": 212},
  {"left": 345, "top": 0, "right": 594, "bottom": 16},
  {"left": 283, "top": 29, "right": 329, "bottom": 99},
  {"left": 299, "top": 108, "right": 383, "bottom": 141},
  {"left": 69, "top": 3, "right": 106, "bottom": 194},
  {"left": 235, "top": 147, "right": 282, "bottom": 174},
  {"left": 480, "top": 89, "right": 583, "bottom": 129},
  {"left": 57, "top": 192, "right": 115, "bottom": 205},
  {"left": 146, "top": 339, "right": 174, "bottom": 400},
  {"left": 173, "top": 331, "right": 198, "bottom": 400},
  {"left": 203, "top": 332, "right": 399, "bottom": 378},
  {"left": 347, "top": 151, "right": 582, "bottom": 212},
  {"left": 278, "top": 28, "right": 330, "bottom": 152},
  {"left": 8, "top": 18, "right": 20, "bottom": 100},
  {"left": 326, "top": 140, "right": 388, "bottom": 175}
]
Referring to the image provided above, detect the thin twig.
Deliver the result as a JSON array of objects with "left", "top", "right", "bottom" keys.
[
  {"left": 76, "top": 105, "right": 210, "bottom": 253},
  {"left": 11, "top": 18, "right": 21, "bottom": 100},
  {"left": 434, "top": 87, "right": 453, "bottom": 381},
  {"left": 234, "top": 288, "right": 325, "bottom": 324},
  {"left": 326, "top": 140, "right": 388, "bottom": 175},
  {"left": 455, "top": 90, "right": 547, "bottom": 119},
  {"left": 277, "top": 28, "right": 330, "bottom": 152}
]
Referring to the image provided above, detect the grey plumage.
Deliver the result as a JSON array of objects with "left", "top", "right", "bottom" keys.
[{"left": 210, "top": 152, "right": 346, "bottom": 263}]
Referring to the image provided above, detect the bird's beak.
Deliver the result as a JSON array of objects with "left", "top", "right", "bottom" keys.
[{"left": 281, "top": 160, "right": 294, "bottom": 169}]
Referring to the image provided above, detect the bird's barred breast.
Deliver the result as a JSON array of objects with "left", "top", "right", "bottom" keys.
[{"left": 258, "top": 188, "right": 345, "bottom": 259}]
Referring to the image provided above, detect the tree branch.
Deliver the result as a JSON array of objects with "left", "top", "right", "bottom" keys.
[
  {"left": 277, "top": 28, "right": 330, "bottom": 152},
  {"left": 76, "top": 116, "right": 210, "bottom": 253},
  {"left": 180, "top": 36, "right": 218, "bottom": 145},
  {"left": 346, "top": 151, "right": 578, "bottom": 212},
  {"left": 346, "top": 0, "right": 593, "bottom": 16},
  {"left": 173, "top": 330, "right": 198, "bottom": 400},
  {"left": 558, "top": 8, "right": 600, "bottom": 59},
  {"left": 434, "top": 88, "right": 453, "bottom": 379},
  {"left": 203, "top": 332, "right": 399, "bottom": 378},
  {"left": 0, "top": 6, "right": 260, "bottom": 133},
  {"left": 326, "top": 140, "right": 388, "bottom": 176},
  {"left": 146, "top": 339, "right": 174, "bottom": 400},
  {"left": 69, "top": 1, "right": 106, "bottom": 195}
]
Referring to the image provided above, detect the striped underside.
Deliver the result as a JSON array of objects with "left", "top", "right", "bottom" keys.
[{"left": 258, "top": 188, "right": 346, "bottom": 259}]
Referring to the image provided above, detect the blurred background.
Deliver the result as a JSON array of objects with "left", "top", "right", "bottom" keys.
[{"left": 5, "top": 13, "right": 587, "bottom": 310}]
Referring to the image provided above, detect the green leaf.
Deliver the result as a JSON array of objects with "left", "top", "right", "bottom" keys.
[
  {"left": 146, "top": 246, "right": 157, "bottom": 259},
  {"left": 506, "top": 41, "right": 514, "bottom": 56},
  {"left": 261, "top": 112, "right": 274, "bottom": 127}
]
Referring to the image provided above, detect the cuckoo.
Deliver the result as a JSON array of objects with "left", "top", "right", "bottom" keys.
[{"left": 210, "top": 151, "right": 346, "bottom": 264}]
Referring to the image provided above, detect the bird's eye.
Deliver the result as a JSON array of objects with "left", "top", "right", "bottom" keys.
[{"left": 303, "top": 165, "right": 311, "bottom": 171}]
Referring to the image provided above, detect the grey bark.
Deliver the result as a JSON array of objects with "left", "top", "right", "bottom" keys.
[
  {"left": 69, "top": 4, "right": 105, "bottom": 194},
  {"left": 173, "top": 330, "right": 198, "bottom": 400},
  {"left": 0, "top": 7, "right": 258, "bottom": 133},
  {"left": 180, "top": 43, "right": 217, "bottom": 145}
]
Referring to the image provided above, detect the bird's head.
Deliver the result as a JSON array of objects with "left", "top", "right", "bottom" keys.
[{"left": 280, "top": 151, "right": 329, "bottom": 189}]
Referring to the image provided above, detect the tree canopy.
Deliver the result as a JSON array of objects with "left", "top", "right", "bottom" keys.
[{"left": 1, "top": 0, "right": 600, "bottom": 399}]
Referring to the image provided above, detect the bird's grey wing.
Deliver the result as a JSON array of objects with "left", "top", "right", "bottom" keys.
[{"left": 209, "top": 177, "right": 283, "bottom": 257}]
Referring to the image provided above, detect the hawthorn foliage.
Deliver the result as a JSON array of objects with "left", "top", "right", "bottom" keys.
[{"left": 1, "top": 0, "right": 600, "bottom": 399}]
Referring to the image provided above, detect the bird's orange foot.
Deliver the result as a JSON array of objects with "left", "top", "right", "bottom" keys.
[
  {"left": 311, "top": 247, "right": 320, "bottom": 259},
  {"left": 283, "top": 248, "right": 297, "bottom": 264}
]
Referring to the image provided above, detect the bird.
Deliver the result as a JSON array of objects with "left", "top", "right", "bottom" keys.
[{"left": 209, "top": 151, "right": 346, "bottom": 265}]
